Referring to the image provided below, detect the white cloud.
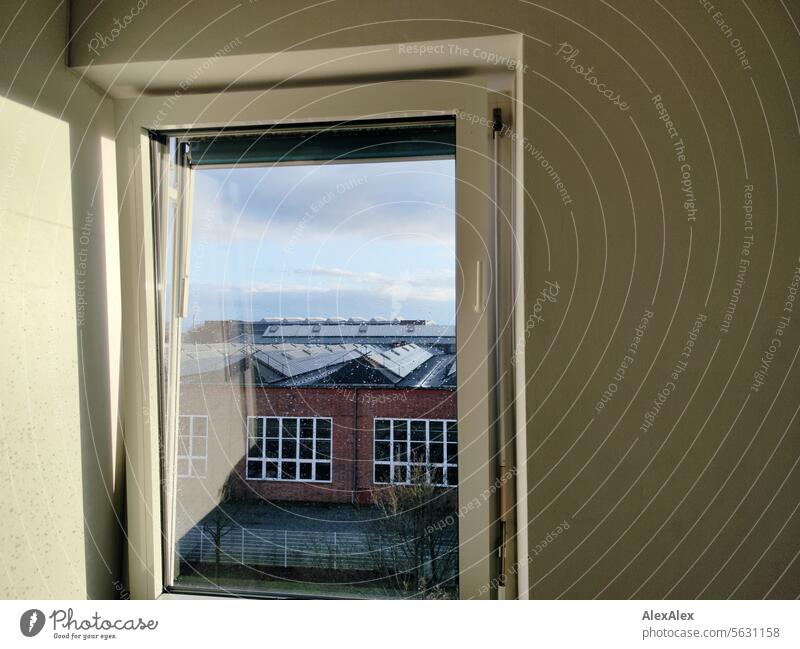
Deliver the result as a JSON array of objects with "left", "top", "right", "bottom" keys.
[
  {"left": 191, "top": 160, "right": 455, "bottom": 245},
  {"left": 295, "top": 265, "right": 455, "bottom": 303}
]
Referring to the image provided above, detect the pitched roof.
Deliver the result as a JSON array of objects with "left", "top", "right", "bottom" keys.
[{"left": 179, "top": 341, "right": 453, "bottom": 388}]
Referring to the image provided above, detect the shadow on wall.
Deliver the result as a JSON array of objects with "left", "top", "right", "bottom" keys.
[
  {"left": 0, "top": 0, "right": 125, "bottom": 598},
  {"left": 69, "top": 127, "right": 126, "bottom": 599}
]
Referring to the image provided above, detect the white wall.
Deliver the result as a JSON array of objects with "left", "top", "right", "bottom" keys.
[{"left": 0, "top": 1, "right": 122, "bottom": 598}]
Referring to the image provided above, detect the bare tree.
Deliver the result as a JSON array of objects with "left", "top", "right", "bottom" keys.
[
  {"left": 202, "top": 472, "right": 247, "bottom": 579},
  {"left": 369, "top": 465, "right": 458, "bottom": 598}
]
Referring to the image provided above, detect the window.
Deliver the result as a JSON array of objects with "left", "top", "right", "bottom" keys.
[
  {"left": 246, "top": 416, "right": 332, "bottom": 483},
  {"left": 177, "top": 415, "right": 208, "bottom": 478},
  {"left": 156, "top": 120, "right": 461, "bottom": 598},
  {"left": 374, "top": 418, "right": 457, "bottom": 487},
  {"left": 130, "top": 80, "right": 502, "bottom": 599}
]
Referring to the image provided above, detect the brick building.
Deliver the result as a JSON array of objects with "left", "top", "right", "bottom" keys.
[{"left": 175, "top": 319, "right": 458, "bottom": 533}]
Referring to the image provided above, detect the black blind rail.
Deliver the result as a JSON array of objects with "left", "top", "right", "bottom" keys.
[{"left": 184, "top": 117, "right": 456, "bottom": 166}]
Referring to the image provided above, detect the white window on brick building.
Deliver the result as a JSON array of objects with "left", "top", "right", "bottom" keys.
[
  {"left": 373, "top": 418, "right": 457, "bottom": 487},
  {"left": 177, "top": 415, "right": 208, "bottom": 478},
  {"left": 246, "top": 416, "right": 332, "bottom": 483}
]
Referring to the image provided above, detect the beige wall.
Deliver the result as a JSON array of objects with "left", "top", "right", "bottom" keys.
[
  {"left": 61, "top": 0, "right": 800, "bottom": 598},
  {"left": 0, "top": 2, "right": 122, "bottom": 597}
]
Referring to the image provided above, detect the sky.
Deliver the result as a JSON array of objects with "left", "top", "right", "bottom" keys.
[{"left": 185, "top": 159, "right": 457, "bottom": 327}]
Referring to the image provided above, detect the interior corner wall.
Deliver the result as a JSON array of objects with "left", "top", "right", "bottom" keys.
[{"left": 0, "top": 2, "right": 122, "bottom": 598}]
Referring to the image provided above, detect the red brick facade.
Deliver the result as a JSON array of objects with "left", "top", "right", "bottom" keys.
[{"left": 178, "top": 384, "right": 456, "bottom": 515}]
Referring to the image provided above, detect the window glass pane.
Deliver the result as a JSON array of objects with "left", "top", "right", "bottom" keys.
[
  {"left": 375, "top": 419, "right": 390, "bottom": 440},
  {"left": 178, "top": 436, "right": 190, "bottom": 456},
  {"left": 446, "top": 421, "right": 457, "bottom": 442},
  {"left": 393, "top": 465, "right": 407, "bottom": 484},
  {"left": 281, "top": 462, "right": 297, "bottom": 480},
  {"left": 248, "top": 440, "right": 263, "bottom": 460},
  {"left": 194, "top": 417, "right": 208, "bottom": 436},
  {"left": 316, "top": 439, "right": 331, "bottom": 460},
  {"left": 447, "top": 442, "right": 458, "bottom": 464},
  {"left": 167, "top": 132, "right": 458, "bottom": 598},
  {"left": 375, "top": 441, "right": 391, "bottom": 462},
  {"left": 393, "top": 441, "right": 408, "bottom": 462},
  {"left": 300, "top": 418, "right": 314, "bottom": 438},
  {"left": 430, "top": 443, "right": 444, "bottom": 464},
  {"left": 246, "top": 460, "right": 262, "bottom": 480},
  {"left": 264, "top": 439, "right": 279, "bottom": 458},
  {"left": 446, "top": 467, "right": 458, "bottom": 487},
  {"left": 282, "top": 419, "right": 298, "bottom": 439},
  {"left": 193, "top": 436, "right": 207, "bottom": 458},
  {"left": 315, "top": 463, "right": 331, "bottom": 482},
  {"left": 411, "top": 441, "right": 426, "bottom": 463},
  {"left": 265, "top": 418, "right": 280, "bottom": 438},
  {"left": 393, "top": 420, "right": 408, "bottom": 439},
  {"left": 298, "top": 441, "right": 313, "bottom": 459},
  {"left": 281, "top": 439, "right": 297, "bottom": 459},
  {"left": 374, "top": 464, "right": 390, "bottom": 484},
  {"left": 316, "top": 419, "right": 331, "bottom": 438}
]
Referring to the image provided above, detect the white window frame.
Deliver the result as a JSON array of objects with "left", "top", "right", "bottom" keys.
[
  {"left": 115, "top": 75, "right": 518, "bottom": 600},
  {"left": 245, "top": 416, "right": 332, "bottom": 483},
  {"left": 373, "top": 417, "right": 457, "bottom": 487},
  {"left": 176, "top": 415, "right": 207, "bottom": 478}
]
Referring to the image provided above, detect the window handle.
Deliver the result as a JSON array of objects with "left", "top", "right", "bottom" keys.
[{"left": 475, "top": 259, "right": 483, "bottom": 313}]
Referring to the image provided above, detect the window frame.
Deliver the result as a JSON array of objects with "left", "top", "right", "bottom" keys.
[
  {"left": 373, "top": 417, "right": 458, "bottom": 487},
  {"left": 245, "top": 416, "right": 333, "bottom": 484},
  {"left": 115, "top": 77, "right": 514, "bottom": 600},
  {"left": 176, "top": 414, "right": 208, "bottom": 478}
]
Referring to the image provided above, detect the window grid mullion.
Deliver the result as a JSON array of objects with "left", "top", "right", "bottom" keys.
[
  {"left": 188, "top": 416, "right": 194, "bottom": 476},
  {"left": 261, "top": 416, "right": 266, "bottom": 480},
  {"left": 312, "top": 417, "right": 317, "bottom": 481}
]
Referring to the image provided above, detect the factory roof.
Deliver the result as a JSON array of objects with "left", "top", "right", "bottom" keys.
[
  {"left": 179, "top": 341, "right": 455, "bottom": 388},
  {"left": 187, "top": 318, "right": 456, "bottom": 346}
]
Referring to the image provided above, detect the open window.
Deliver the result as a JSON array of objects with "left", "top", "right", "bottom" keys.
[{"left": 117, "top": 80, "right": 510, "bottom": 599}]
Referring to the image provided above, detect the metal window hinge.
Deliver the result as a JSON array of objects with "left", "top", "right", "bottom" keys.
[
  {"left": 498, "top": 522, "right": 507, "bottom": 588},
  {"left": 497, "top": 463, "right": 509, "bottom": 588}
]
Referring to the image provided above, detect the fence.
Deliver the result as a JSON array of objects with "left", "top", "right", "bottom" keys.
[{"left": 177, "top": 525, "right": 456, "bottom": 572}]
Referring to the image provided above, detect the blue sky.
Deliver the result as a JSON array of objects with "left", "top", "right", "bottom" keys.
[{"left": 186, "top": 159, "right": 456, "bottom": 326}]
